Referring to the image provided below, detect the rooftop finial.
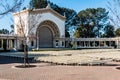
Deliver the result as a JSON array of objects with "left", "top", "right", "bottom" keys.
[
  {"left": 46, "top": 3, "right": 51, "bottom": 9},
  {"left": 64, "top": 12, "right": 66, "bottom": 17}
]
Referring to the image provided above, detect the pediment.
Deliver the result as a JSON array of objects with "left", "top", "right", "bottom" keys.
[{"left": 31, "top": 8, "right": 66, "bottom": 21}]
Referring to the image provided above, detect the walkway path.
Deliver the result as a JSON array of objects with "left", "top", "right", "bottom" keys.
[
  {"left": 0, "top": 62, "right": 120, "bottom": 80},
  {"left": 1, "top": 49, "right": 120, "bottom": 80}
]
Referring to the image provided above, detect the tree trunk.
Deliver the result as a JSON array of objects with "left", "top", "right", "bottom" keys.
[{"left": 24, "top": 45, "right": 29, "bottom": 67}]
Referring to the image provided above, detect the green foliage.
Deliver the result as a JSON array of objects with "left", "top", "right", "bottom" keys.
[
  {"left": 10, "top": 25, "right": 14, "bottom": 34},
  {"left": 74, "top": 30, "right": 81, "bottom": 38},
  {"left": 0, "top": 29, "right": 9, "bottom": 34},
  {"left": 102, "top": 25, "right": 115, "bottom": 37},
  {"left": 74, "top": 24, "right": 95, "bottom": 38},
  {"left": 30, "top": 0, "right": 47, "bottom": 9},
  {"left": 75, "top": 8, "right": 109, "bottom": 38},
  {"left": 115, "top": 28, "right": 120, "bottom": 36},
  {"left": 65, "top": 30, "right": 70, "bottom": 37}
]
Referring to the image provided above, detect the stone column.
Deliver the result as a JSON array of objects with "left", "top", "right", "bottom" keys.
[
  {"left": 10, "top": 40, "right": 13, "bottom": 48},
  {"left": 84, "top": 41, "right": 86, "bottom": 47},
  {"left": 8, "top": 39, "right": 11, "bottom": 49},
  {"left": 117, "top": 38, "right": 119, "bottom": 49},
  {"left": 9, "top": 40, "right": 11, "bottom": 48},
  {"left": 75, "top": 41, "right": 77, "bottom": 49},
  {"left": 109, "top": 41, "right": 111, "bottom": 47},
  {"left": 1, "top": 39, "right": 3, "bottom": 48},
  {"left": 12, "top": 40, "right": 14, "bottom": 48},
  {"left": 118, "top": 38, "right": 120, "bottom": 49},
  {"left": 36, "top": 36, "right": 39, "bottom": 49},
  {"left": 94, "top": 41, "right": 95, "bottom": 47},
  {"left": 9, "top": 39, "right": 12, "bottom": 49},
  {"left": 15, "top": 37, "right": 18, "bottom": 49},
  {"left": 14, "top": 39, "right": 16, "bottom": 48},
  {"left": 6, "top": 39, "right": 8, "bottom": 50},
  {"left": 116, "top": 39, "right": 118, "bottom": 49},
  {"left": 104, "top": 41, "right": 106, "bottom": 48}
]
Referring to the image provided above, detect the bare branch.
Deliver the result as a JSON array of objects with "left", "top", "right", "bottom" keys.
[
  {"left": 28, "top": 13, "right": 41, "bottom": 35},
  {"left": 107, "top": 0, "right": 120, "bottom": 28},
  {"left": 14, "top": 9, "right": 41, "bottom": 45},
  {"left": 0, "top": 0, "right": 24, "bottom": 16}
]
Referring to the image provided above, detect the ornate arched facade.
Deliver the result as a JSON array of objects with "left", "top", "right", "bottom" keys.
[
  {"left": 0, "top": 5, "right": 120, "bottom": 51},
  {"left": 36, "top": 20, "right": 60, "bottom": 48},
  {"left": 13, "top": 5, "right": 66, "bottom": 49}
]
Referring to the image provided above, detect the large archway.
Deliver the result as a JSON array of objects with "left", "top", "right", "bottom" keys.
[
  {"left": 37, "top": 20, "right": 60, "bottom": 48},
  {"left": 39, "top": 26, "right": 53, "bottom": 48}
]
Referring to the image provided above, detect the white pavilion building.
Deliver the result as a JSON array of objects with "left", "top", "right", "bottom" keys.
[
  {"left": 13, "top": 4, "right": 66, "bottom": 49},
  {"left": 0, "top": 4, "right": 120, "bottom": 50}
]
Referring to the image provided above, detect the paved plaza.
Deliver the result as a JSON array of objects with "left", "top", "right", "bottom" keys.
[
  {"left": 0, "top": 49, "right": 120, "bottom": 80},
  {"left": 0, "top": 62, "right": 120, "bottom": 80}
]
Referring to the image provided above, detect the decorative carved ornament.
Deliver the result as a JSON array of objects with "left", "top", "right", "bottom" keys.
[{"left": 37, "top": 20, "right": 60, "bottom": 37}]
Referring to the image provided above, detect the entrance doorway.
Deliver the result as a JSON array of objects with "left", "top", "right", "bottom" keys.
[{"left": 38, "top": 26, "right": 53, "bottom": 48}]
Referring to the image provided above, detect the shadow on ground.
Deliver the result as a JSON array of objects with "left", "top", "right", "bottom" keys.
[
  {"left": 0, "top": 56, "right": 32, "bottom": 64},
  {"left": 0, "top": 53, "right": 50, "bottom": 64}
]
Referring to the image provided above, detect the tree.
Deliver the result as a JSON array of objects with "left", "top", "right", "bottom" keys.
[
  {"left": 74, "top": 24, "right": 95, "bottom": 38},
  {"left": 102, "top": 25, "right": 115, "bottom": 37},
  {"left": 65, "top": 30, "right": 70, "bottom": 37},
  {"left": 107, "top": 0, "right": 120, "bottom": 37},
  {"left": 0, "top": 28, "right": 9, "bottom": 34},
  {"left": 74, "top": 29, "right": 81, "bottom": 38},
  {"left": 30, "top": 0, "right": 47, "bottom": 9},
  {"left": 107, "top": 0, "right": 120, "bottom": 29},
  {"left": 10, "top": 25, "right": 14, "bottom": 34},
  {"left": 75, "top": 8, "right": 109, "bottom": 38},
  {"left": 115, "top": 28, "right": 120, "bottom": 36},
  {"left": 0, "top": 0, "right": 24, "bottom": 17},
  {"left": 14, "top": 11, "right": 40, "bottom": 67}
]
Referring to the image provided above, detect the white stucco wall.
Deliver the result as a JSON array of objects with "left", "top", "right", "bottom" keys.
[
  {"left": 13, "top": 11, "right": 29, "bottom": 36},
  {"left": 28, "top": 11, "right": 65, "bottom": 38},
  {"left": 14, "top": 8, "right": 65, "bottom": 37}
]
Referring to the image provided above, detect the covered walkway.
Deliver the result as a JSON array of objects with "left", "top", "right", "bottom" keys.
[
  {"left": 0, "top": 34, "right": 16, "bottom": 50},
  {"left": 65, "top": 37, "right": 120, "bottom": 49},
  {"left": 1, "top": 34, "right": 120, "bottom": 50}
]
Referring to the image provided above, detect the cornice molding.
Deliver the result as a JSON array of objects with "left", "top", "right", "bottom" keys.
[{"left": 13, "top": 8, "right": 66, "bottom": 21}]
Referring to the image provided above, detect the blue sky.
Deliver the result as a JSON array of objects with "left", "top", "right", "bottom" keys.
[
  {"left": 50, "top": 0, "right": 108, "bottom": 13},
  {"left": 0, "top": 0, "right": 108, "bottom": 31}
]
